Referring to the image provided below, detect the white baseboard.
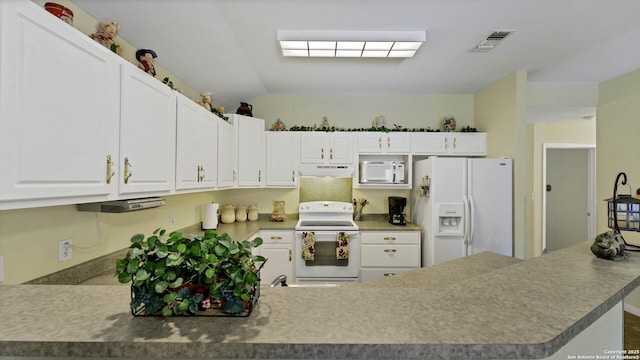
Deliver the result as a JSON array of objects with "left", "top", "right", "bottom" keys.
[{"left": 625, "top": 303, "right": 640, "bottom": 317}]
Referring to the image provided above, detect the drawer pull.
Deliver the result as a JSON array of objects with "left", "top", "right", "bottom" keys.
[
  {"left": 384, "top": 273, "right": 397, "bottom": 277},
  {"left": 270, "top": 236, "right": 283, "bottom": 240},
  {"left": 383, "top": 237, "right": 396, "bottom": 241},
  {"left": 383, "top": 249, "right": 397, "bottom": 253}
]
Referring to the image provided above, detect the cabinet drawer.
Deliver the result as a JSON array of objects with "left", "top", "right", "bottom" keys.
[
  {"left": 361, "top": 244, "right": 420, "bottom": 267},
  {"left": 360, "top": 268, "right": 415, "bottom": 282},
  {"left": 259, "top": 231, "right": 294, "bottom": 244},
  {"left": 361, "top": 232, "right": 420, "bottom": 245}
]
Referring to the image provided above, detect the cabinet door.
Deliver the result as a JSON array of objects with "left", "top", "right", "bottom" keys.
[
  {"left": 257, "top": 231, "right": 294, "bottom": 286},
  {"left": 299, "top": 132, "right": 327, "bottom": 164},
  {"left": 119, "top": 63, "right": 176, "bottom": 195},
  {"left": 259, "top": 246, "right": 293, "bottom": 286},
  {"left": 328, "top": 133, "right": 354, "bottom": 164},
  {"left": 175, "top": 94, "right": 217, "bottom": 191},
  {"left": 217, "top": 119, "right": 236, "bottom": 188},
  {"left": 411, "top": 133, "right": 449, "bottom": 155},
  {"left": 234, "top": 115, "right": 265, "bottom": 187},
  {"left": 385, "top": 133, "right": 411, "bottom": 153},
  {"left": 266, "top": 132, "right": 299, "bottom": 187},
  {"left": 450, "top": 133, "right": 487, "bottom": 156},
  {"left": 357, "top": 133, "right": 384, "bottom": 153},
  {"left": 0, "top": 1, "right": 119, "bottom": 208}
]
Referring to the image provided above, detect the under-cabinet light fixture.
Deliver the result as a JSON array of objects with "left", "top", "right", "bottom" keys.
[{"left": 277, "top": 30, "right": 426, "bottom": 58}]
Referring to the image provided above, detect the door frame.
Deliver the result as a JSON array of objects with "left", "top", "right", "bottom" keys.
[{"left": 542, "top": 143, "right": 596, "bottom": 253}]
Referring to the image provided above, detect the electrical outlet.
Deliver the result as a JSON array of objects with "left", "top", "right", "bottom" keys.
[
  {"left": 59, "top": 239, "right": 72, "bottom": 262},
  {"left": 169, "top": 216, "right": 175, "bottom": 228}
]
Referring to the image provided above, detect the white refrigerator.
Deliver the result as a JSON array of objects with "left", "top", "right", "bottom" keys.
[{"left": 411, "top": 157, "right": 513, "bottom": 266}]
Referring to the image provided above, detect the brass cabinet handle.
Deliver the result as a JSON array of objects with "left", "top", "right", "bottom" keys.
[
  {"left": 270, "top": 236, "right": 283, "bottom": 240},
  {"left": 124, "top": 157, "right": 133, "bottom": 184},
  {"left": 321, "top": 148, "right": 324, "bottom": 159},
  {"left": 383, "top": 237, "right": 396, "bottom": 241},
  {"left": 384, "top": 273, "right": 397, "bottom": 277},
  {"left": 289, "top": 249, "right": 292, "bottom": 262},
  {"left": 291, "top": 170, "right": 295, "bottom": 182},
  {"left": 378, "top": 137, "right": 382, "bottom": 148},
  {"left": 330, "top": 148, "right": 333, "bottom": 159},
  {"left": 443, "top": 137, "right": 448, "bottom": 150},
  {"left": 387, "top": 137, "right": 390, "bottom": 149},
  {"left": 383, "top": 249, "right": 397, "bottom": 253},
  {"left": 452, "top": 137, "right": 457, "bottom": 149},
  {"left": 198, "top": 165, "right": 206, "bottom": 182},
  {"left": 258, "top": 170, "right": 262, "bottom": 182},
  {"left": 106, "top": 155, "right": 115, "bottom": 184}
]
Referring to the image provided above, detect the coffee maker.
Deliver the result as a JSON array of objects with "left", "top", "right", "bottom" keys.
[{"left": 388, "top": 196, "right": 407, "bottom": 225}]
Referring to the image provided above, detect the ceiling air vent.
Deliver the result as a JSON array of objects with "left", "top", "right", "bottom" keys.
[{"left": 471, "top": 30, "right": 514, "bottom": 52}]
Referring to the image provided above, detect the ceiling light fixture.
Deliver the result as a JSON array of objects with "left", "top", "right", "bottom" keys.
[{"left": 277, "top": 30, "right": 426, "bottom": 58}]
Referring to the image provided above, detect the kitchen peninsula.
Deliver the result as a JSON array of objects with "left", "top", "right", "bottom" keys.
[{"left": 1, "top": 240, "right": 639, "bottom": 359}]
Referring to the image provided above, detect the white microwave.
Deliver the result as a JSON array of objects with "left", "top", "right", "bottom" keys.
[{"left": 359, "top": 161, "right": 405, "bottom": 184}]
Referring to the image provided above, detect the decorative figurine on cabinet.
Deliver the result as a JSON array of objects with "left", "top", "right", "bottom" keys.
[
  {"left": 201, "top": 92, "right": 214, "bottom": 112},
  {"left": 90, "top": 21, "right": 121, "bottom": 56},
  {"left": 442, "top": 116, "right": 456, "bottom": 132},
  {"left": 372, "top": 115, "right": 386, "bottom": 129},
  {"left": 135, "top": 49, "right": 157, "bottom": 77}
]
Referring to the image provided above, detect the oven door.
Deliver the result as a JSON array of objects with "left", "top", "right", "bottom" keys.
[{"left": 294, "top": 230, "right": 359, "bottom": 281}]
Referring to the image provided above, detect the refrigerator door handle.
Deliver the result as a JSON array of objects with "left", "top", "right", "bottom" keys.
[
  {"left": 468, "top": 194, "right": 475, "bottom": 250},
  {"left": 463, "top": 195, "right": 470, "bottom": 256}
]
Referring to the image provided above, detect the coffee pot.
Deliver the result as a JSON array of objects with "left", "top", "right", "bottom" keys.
[
  {"left": 236, "top": 102, "right": 253, "bottom": 117},
  {"left": 388, "top": 196, "right": 407, "bottom": 225}
]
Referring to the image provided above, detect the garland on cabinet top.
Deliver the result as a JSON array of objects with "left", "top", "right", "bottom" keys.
[{"left": 275, "top": 115, "right": 477, "bottom": 132}]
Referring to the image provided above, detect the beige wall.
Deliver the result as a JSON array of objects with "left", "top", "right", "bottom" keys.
[
  {"left": 529, "top": 121, "right": 596, "bottom": 257},
  {"left": 597, "top": 68, "right": 640, "bottom": 310},
  {"left": 250, "top": 93, "right": 475, "bottom": 131},
  {"left": 474, "top": 71, "right": 529, "bottom": 259}
]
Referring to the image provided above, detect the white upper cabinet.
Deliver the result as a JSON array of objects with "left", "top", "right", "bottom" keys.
[
  {"left": 217, "top": 118, "right": 236, "bottom": 188},
  {"left": 266, "top": 132, "right": 300, "bottom": 187},
  {"left": 357, "top": 133, "right": 411, "bottom": 154},
  {"left": 229, "top": 114, "right": 266, "bottom": 187},
  {"left": 119, "top": 63, "right": 177, "bottom": 195},
  {"left": 175, "top": 94, "right": 218, "bottom": 191},
  {"left": 0, "top": 1, "right": 120, "bottom": 209},
  {"left": 299, "top": 132, "right": 354, "bottom": 164},
  {"left": 412, "top": 132, "right": 487, "bottom": 156}
]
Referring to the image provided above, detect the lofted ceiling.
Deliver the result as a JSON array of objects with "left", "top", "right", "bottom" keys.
[{"left": 72, "top": 0, "right": 640, "bottom": 122}]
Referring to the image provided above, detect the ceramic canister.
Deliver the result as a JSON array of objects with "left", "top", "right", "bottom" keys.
[
  {"left": 235, "top": 205, "right": 247, "bottom": 222},
  {"left": 247, "top": 204, "right": 259, "bottom": 221},
  {"left": 220, "top": 204, "right": 235, "bottom": 224}
]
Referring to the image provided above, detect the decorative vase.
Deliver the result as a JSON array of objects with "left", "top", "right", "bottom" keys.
[{"left": 236, "top": 102, "right": 253, "bottom": 117}]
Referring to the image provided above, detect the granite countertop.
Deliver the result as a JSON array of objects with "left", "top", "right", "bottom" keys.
[{"left": 3, "top": 242, "right": 640, "bottom": 359}]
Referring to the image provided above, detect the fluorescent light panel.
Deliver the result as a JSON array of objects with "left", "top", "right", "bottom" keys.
[{"left": 277, "top": 30, "right": 426, "bottom": 58}]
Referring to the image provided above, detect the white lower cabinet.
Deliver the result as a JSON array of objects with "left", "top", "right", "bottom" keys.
[
  {"left": 360, "top": 231, "right": 421, "bottom": 282},
  {"left": 256, "top": 230, "right": 294, "bottom": 286}
]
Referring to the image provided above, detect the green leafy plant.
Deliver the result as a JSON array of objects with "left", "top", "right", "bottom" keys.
[{"left": 115, "top": 228, "right": 265, "bottom": 315}]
